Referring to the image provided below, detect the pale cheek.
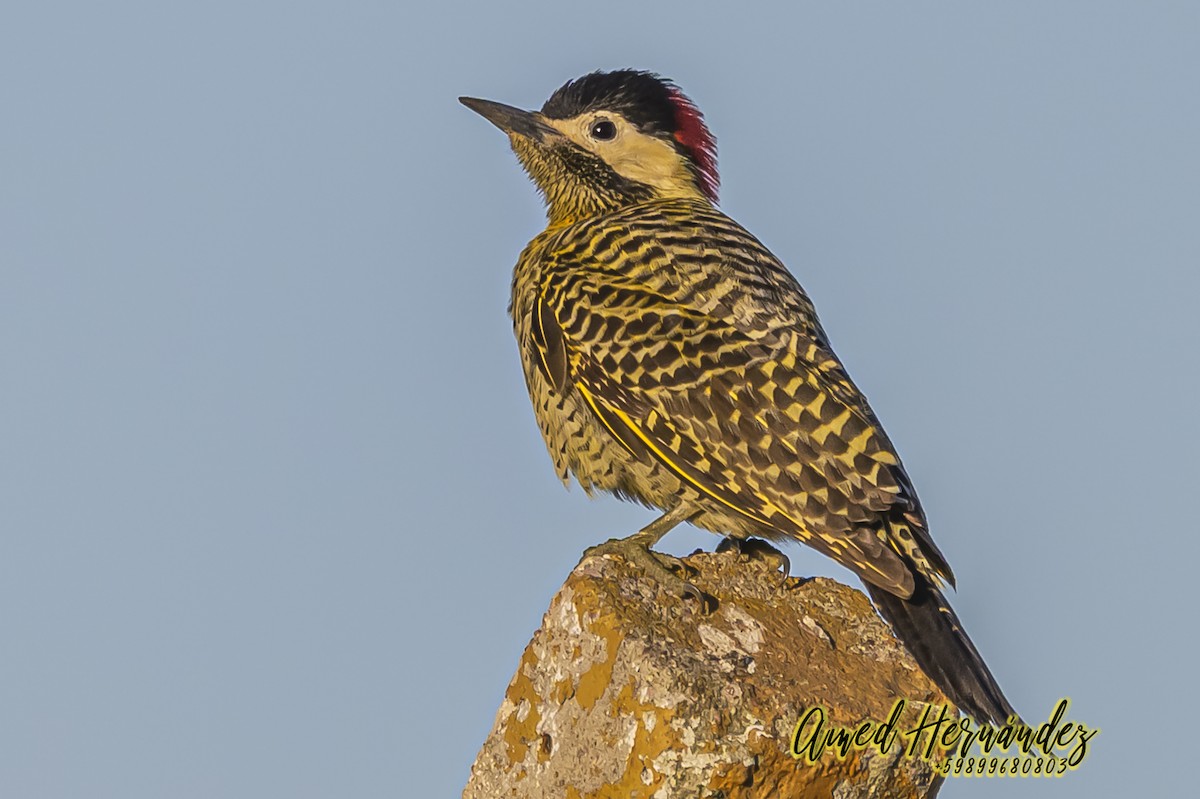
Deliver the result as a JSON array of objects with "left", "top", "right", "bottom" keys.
[
  {"left": 618, "top": 153, "right": 674, "bottom": 178},
  {"left": 613, "top": 155, "right": 694, "bottom": 194}
]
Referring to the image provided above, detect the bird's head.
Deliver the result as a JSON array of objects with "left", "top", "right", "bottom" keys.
[{"left": 461, "top": 70, "right": 718, "bottom": 225}]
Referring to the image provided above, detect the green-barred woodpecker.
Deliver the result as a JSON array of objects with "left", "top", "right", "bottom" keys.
[{"left": 461, "top": 69, "right": 1018, "bottom": 725}]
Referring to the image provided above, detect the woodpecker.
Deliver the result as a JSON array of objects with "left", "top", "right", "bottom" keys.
[{"left": 461, "top": 70, "right": 1018, "bottom": 726}]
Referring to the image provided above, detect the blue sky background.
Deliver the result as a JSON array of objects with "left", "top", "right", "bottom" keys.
[{"left": 3, "top": 2, "right": 1196, "bottom": 796}]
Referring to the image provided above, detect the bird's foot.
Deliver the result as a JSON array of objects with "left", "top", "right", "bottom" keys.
[
  {"left": 716, "top": 536, "right": 790, "bottom": 584},
  {"left": 581, "top": 533, "right": 712, "bottom": 613}
]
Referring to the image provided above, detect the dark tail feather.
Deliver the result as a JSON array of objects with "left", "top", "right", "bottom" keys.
[{"left": 866, "top": 580, "right": 1018, "bottom": 726}]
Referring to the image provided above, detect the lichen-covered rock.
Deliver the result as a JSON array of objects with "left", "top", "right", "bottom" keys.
[{"left": 463, "top": 547, "right": 948, "bottom": 798}]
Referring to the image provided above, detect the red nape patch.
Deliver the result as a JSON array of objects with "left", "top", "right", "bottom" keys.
[{"left": 668, "top": 87, "right": 719, "bottom": 202}]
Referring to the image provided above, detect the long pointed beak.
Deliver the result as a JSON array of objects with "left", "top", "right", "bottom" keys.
[{"left": 459, "top": 97, "right": 559, "bottom": 142}]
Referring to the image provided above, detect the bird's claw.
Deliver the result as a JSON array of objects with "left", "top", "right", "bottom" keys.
[
  {"left": 717, "top": 536, "right": 791, "bottom": 585},
  {"left": 582, "top": 535, "right": 712, "bottom": 613}
]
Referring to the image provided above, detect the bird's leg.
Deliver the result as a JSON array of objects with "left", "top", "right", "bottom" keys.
[
  {"left": 716, "top": 536, "right": 791, "bottom": 584},
  {"left": 580, "top": 503, "right": 710, "bottom": 609}
]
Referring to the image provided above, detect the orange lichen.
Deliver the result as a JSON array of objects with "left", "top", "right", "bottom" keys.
[{"left": 501, "top": 665, "right": 542, "bottom": 764}]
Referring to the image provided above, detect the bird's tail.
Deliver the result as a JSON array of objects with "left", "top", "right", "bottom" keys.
[{"left": 866, "top": 579, "right": 1019, "bottom": 727}]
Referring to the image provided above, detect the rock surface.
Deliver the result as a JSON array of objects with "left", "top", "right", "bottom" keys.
[{"left": 463, "top": 546, "right": 950, "bottom": 798}]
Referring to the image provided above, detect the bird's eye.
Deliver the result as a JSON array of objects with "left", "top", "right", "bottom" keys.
[{"left": 590, "top": 119, "right": 617, "bottom": 141}]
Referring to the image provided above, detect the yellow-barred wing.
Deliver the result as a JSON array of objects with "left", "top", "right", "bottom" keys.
[{"left": 530, "top": 209, "right": 955, "bottom": 597}]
